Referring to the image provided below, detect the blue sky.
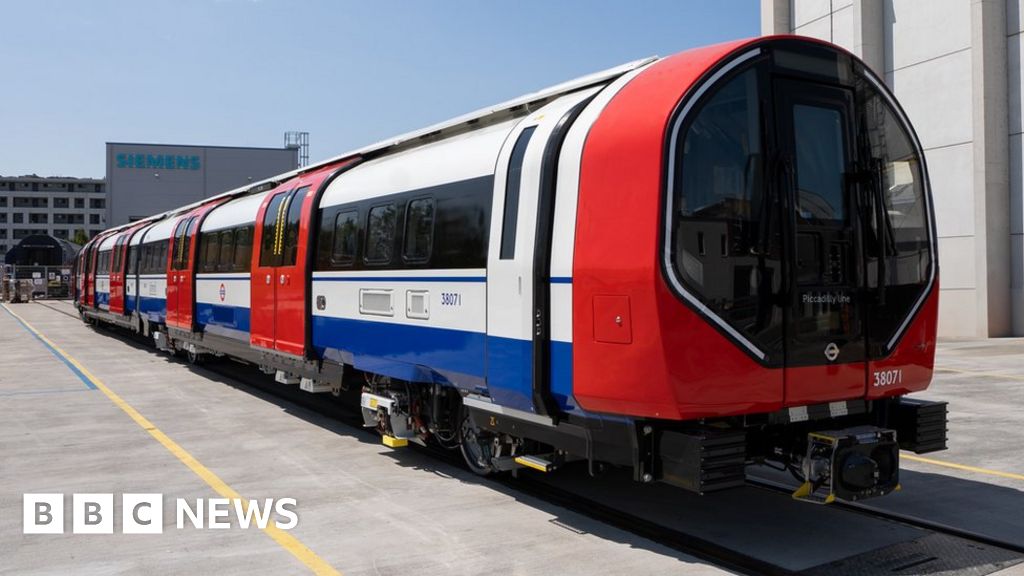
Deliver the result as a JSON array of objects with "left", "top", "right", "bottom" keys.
[{"left": 1, "top": 1, "right": 758, "bottom": 178}]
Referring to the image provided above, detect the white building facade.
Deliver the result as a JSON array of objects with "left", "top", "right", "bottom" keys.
[
  {"left": 762, "top": 0, "right": 1024, "bottom": 337},
  {"left": 0, "top": 176, "right": 107, "bottom": 255}
]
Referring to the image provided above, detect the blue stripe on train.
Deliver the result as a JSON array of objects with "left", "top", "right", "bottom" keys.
[
  {"left": 311, "top": 315, "right": 576, "bottom": 412},
  {"left": 195, "top": 302, "right": 250, "bottom": 337},
  {"left": 137, "top": 295, "right": 166, "bottom": 324}
]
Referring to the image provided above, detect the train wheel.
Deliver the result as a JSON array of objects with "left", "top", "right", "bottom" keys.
[{"left": 459, "top": 413, "right": 496, "bottom": 476}]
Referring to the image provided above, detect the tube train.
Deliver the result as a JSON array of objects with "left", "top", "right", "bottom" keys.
[{"left": 75, "top": 36, "right": 948, "bottom": 504}]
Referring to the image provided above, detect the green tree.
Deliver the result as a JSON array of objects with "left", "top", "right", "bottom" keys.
[{"left": 72, "top": 229, "right": 89, "bottom": 245}]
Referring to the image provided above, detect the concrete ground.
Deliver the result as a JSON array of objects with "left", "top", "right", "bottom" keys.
[
  {"left": 2, "top": 299, "right": 1024, "bottom": 575},
  {"left": 0, "top": 301, "right": 715, "bottom": 576}
]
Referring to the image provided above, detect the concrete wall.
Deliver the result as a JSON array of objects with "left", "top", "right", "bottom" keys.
[
  {"left": 105, "top": 143, "right": 298, "bottom": 226},
  {"left": 1009, "top": 0, "right": 1024, "bottom": 333},
  {"left": 762, "top": 0, "right": 1021, "bottom": 337}
]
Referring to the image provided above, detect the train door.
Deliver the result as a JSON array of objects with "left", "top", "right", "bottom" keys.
[
  {"left": 109, "top": 236, "right": 127, "bottom": 314},
  {"left": 273, "top": 184, "right": 316, "bottom": 356},
  {"left": 251, "top": 188, "right": 292, "bottom": 350},
  {"left": 166, "top": 215, "right": 193, "bottom": 327},
  {"left": 774, "top": 78, "right": 867, "bottom": 404},
  {"left": 485, "top": 121, "right": 543, "bottom": 413},
  {"left": 87, "top": 241, "right": 102, "bottom": 309},
  {"left": 251, "top": 183, "right": 316, "bottom": 356}
]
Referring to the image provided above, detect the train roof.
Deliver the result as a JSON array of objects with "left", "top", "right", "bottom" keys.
[
  {"left": 96, "top": 56, "right": 657, "bottom": 236},
  {"left": 202, "top": 190, "right": 270, "bottom": 232}
]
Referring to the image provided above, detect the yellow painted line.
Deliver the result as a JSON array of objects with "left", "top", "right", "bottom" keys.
[
  {"left": 903, "top": 453, "right": 1024, "bottom": 482},
  {"left": 934, "top": 365, "right": 1024, "bottom": 382},
  {"left": 2, "top": 303, "right": 341, "bottom": 576}
]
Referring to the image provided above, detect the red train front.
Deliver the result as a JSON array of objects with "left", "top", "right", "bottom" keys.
[
  {"left": 566, "top": 36, "right": 943, "bottom": 502},
  {"left": 73, "top": 36, "right": 946, "bottom": 504}
]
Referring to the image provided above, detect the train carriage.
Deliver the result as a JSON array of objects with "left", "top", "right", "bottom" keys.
[{"left": 74, "top": 36, "right": 948, "bottom": 504}]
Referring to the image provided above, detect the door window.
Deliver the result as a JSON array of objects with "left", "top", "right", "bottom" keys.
[
  {"left": 259, "top": 192, "right": 289, "bottom": 267},
  {"left": 500, "top": 126, "right": 536, "bottom": 259},
  {"left": 793, "top": 105, "right": 847, "bottom": 224},
  {"left": 281, "top": 186, "right": 310, "bottom": 267}
]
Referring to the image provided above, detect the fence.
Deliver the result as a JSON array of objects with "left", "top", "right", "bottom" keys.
[{"left": 1, "top": 264, "right": 73, "bottom": 302}]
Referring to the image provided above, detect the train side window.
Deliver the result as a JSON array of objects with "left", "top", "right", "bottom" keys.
[
  {"left": 159, "top": 241, "right": 168, "bottom": 273},
  {"left": 128, "top": 245, "right": 138, "bottom": 274},
  {"left": 365, "top": 203, "right": 396, "bottom": 265},
  {"left": 331, "top": 210, "right": 359, "bottom": 266},
  {"left": 500, "top": 126, "right": 536, "bottom": 259},
  {"left": 233, "top": 226, "right": 253, "bottom": 272},
  {"left": 403, "top": 197, "right": 434, "bottom": 263},
  {"left": 281, "top": 186, "right": 310, "bottom": 267},
  {"left": 260, "top": 192, "right": 289, "bottom": 267},
  {"left": 218, "top": 229, "right": 235, "bottom": 272},
  {"left": 200, "top": 233, "right": 219, "bottom": 273}
]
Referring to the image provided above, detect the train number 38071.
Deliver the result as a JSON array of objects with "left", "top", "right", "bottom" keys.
[
  {"left": 441, "top": 292, "right": 462, "bottom": 306},
  {"left": 872, "top": 369, "right": 903, "bottom": 388}
]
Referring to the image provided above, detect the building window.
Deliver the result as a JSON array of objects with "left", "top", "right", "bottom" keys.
[
  {"left": 13, "top": 213, "right": 23, "bottom": 224},
  {"left": 74, "top": 198, "right": 85, "bottom": 209},
  {"left": 0, "top": 229, "right": 6, "bottom": 239},
  {"left": 0, "top": 197, "right": 6, "bottom": 207},
  {"left": 14, "top": 197, "right": 47, "bottom": 208},
  {"left": 90, "top": 198, "right": 105, "bottom": 209},
  {"left": 29, "top": 213, "right": 48, "bottom": 224},
  {"left": 53, "top": 229, "right": 68, "bottom": 239},
  {"left": 53, "top": 197, "right": 69, "bottom": 208},
  {"left": 0, "top": 214, "right": 6, "bottom": 224},
  {"left": 89, "top": 214, "right": 100, "bottom": 224},
  {"left": 54, "top": 214, "right": 84, "bottom": 225}
]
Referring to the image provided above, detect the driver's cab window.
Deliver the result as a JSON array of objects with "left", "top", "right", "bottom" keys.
[
  {"left": 673, "top": 65, "right": 779, "bottom": 346},
  {"left": 676, "top": 67, "right": 764, "bottom": 293}
]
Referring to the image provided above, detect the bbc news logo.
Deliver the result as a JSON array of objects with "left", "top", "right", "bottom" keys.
[{"left": 24, "top": 494, "right": 298, "bottom": 534}]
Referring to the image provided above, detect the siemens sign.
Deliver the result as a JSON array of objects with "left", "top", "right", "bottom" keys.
[{"left": 116, "top": 153, "right": 201, "bottom": 171}]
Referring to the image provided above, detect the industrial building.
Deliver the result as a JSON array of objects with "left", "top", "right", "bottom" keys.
[
  {"left": 105, "top": 142, "right": 300, "bottom": 226},
  {"left": 0, "top": 176, "right": 107, "bottom": 256},
  {"left": 761, "top": 0, "right": 1023, "bottom": 337}
]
